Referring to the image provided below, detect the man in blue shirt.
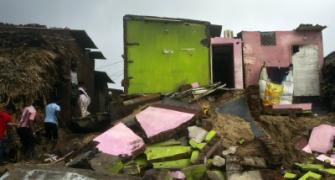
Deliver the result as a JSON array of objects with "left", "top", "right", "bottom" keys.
[{"left": 44, "top": 98, "right": 61, "bottom": 149}]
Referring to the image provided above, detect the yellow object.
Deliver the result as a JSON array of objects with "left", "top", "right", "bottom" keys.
[{"left": 263, "top": 82, "right": 283, "bottom": 106}]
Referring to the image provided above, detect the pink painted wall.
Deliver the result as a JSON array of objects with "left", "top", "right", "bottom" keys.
[
  {"left": 211, "top": 37, "right": 244, "bottom": 89},
  {"left": 240, "top": 31, "right": 324, "bottom": 87}
]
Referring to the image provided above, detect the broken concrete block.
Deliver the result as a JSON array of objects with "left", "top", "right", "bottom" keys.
[
  {"left": 89, "top": 153, "right": 123, "bottom": 175},
  {"left": 123, "top": 156, "right": 149, "bottom": 175},
  {"left": 145, "top": 146, "right": 191, "bottom": 161},
  {"left": 212, "top": 155, "right": 226, "bottom": 167},
  {"left": 226, "top": 156, "right": 242, "bottom": 172},
  {"left": 320, "top": 168, "right": 335, "bottom": 175},
  {"left": 308, "top": 124, "right": 335, "bottom": 153},
  {"left": 227, "top": 171, "right": 262, "bottom": 180},
  {"left": 190, "top": 151, "right": 200, "bottom": 164},
  {"left": 189, "top": 139, "right": 206, "bottom": 150},
  {"left": 205, "top": 130, "right": 217, "bottom": 142},
  {"left": 151, "top": 139, "right": 182, "bottom": 147},
  {"left": 298, "top": 171, "right": 321, "bottom": 180},
  {"left": 206, "top": 170, "right": 225, "bottom": 180},
  {"left": 222, "top": 146, "right": 237, "bottom": 156},
  {"left": 188, "top": 126, "right": 208, "bottom": 143},
  {"left": 94, "top": 123, "right": 145, "bottom": 157},
  {"left": 136, "top": 106, "right": 196, "bottom": 142},
  {"left": 316, "top": 154, "right": 335, "bottom": 166},
  {"left": 182, "top": 164, "right": 207, "bottom": 180},
  {"left": 153, "top": 159, "right": 190, "bottom": 169},
  {"left": 170, "top": 171, "right": 186, "bottom": 180},
  {"left": 284, "top": 172, "right": 297, "bottom": 179},
  {"left": 241, "top": 157, "right": 267, "bottom": 168},
  {"left": 295, "top": 163, "right": 324, "bottom": 172}
]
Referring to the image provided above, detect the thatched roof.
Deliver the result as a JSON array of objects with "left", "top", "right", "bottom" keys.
[{"left": 0, "top": 48, "right": 58, "bottom": 103}]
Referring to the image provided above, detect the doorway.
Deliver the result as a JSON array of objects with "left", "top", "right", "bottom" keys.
[{"left": 212, "top": 44, "right": 235, "bottom": 88}]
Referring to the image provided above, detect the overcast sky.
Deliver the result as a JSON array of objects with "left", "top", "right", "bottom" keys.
[{"left": 0, "top": 0, "right": 334, "bottom": 89}]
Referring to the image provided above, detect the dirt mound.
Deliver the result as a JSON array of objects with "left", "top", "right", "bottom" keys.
[
  {"left": 212, "top": 113, "right": 255, "bottom": 148},
  {"left": 257, "top": 114, "right": 335, "bottom": 167}
]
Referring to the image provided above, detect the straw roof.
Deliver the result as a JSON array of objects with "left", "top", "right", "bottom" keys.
[{"left": 0, "top": 47, "right": 58, "bottom": 104}]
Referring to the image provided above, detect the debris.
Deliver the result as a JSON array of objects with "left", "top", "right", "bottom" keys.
[
  {"left": 136, "top": 105, "right": 197, "bottom": 142},
  {"left": 284, "top": 172, "right": 297, "bottom": 179},
  {"left": 222, "top": 146, "right": 237, "bottom": 156},
  {"left": 151, "top": 139, "right": 182, "bottom": 147},
  {"left": 66, "top": 150, "right": 94, "bottom": 168},
  {"left": 215, "top": 96, "right": 264, "bottom": 138},
  {"left": 241, "top": 157, "right": 267, "bottom": 168},
  {"left": 153, "top": 159, "right": 190, "bottom": 169},
  {"left": 320, "top": 168, "right": 335, "bottom": 175},
  {"left": 145, "top": 146, "right": 191, "bottom": 161},
  {"left": 308, "top": 124, "right": 335, "bottom": 153},
  {"left": 316, "top": 154, "right": 335, "bottom": 166},
  {"left": 188, "top": 126, "right": 208, "bottom": 143},
  {"left": 170, "top": 171, "right": 186, "bottom": 180},
  {"left": 1, "top": 164, "right": 140, "bottom": 180},
  {"left": 225, "top": 156, "right": 243, "bottom": 173},
  {"left": 206, "top": 170, "right": 225, "bottom": 180},
  {"left": 89, "top": 153, "right": 123, "bottom": 176},
  {"left": 205, "top": 130, "right": 217, "bottom": 142},
  {"left": 295, "top": 163, "right": 324, "bottom": 171},
  {"left": 190, "top": 151, "right": 200, "bottom": 164},
  {"left": 189, "top": 139, "right": 206, "bottom": 150},
  {"left": 123, "top": 93, "right": 161, "bottom": 106},
  {"left": 212, "top": 155, "right": 226, "bottom": 167},
  {"left": 272, "top": 103, "right": 312, "bottom": 112},
  {"left": 182, "top": 164, "right": 207, "bottom": 180},
  {"left": 238, "top": 138, "right": 245, "bottom": 145},
  {"left": 94, "top": 123, "right": 145, "bottom": 157},
  {"left": 123, "top": 156, "right": 149, "bottom": 175},
  {"left": 227, "top": 171, "right": 262, "bottom": 180},
  {"left": 298, "top": 171, "right": 321, "bottom": 180}
]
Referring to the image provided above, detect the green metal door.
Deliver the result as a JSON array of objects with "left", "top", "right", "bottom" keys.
[{"left": 124, "top": 15, "right": 211, "bottom": 94}]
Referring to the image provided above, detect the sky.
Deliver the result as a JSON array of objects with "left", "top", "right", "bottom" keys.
[{"left": 0, "top": 0, "right": 334, "bottom": 89}]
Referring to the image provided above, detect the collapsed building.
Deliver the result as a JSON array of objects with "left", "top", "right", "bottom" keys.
[{"left": 1, "top": 16, "right": 335, "bottom": 180}]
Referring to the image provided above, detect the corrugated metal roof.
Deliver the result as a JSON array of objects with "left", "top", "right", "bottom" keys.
[
  {"left": 70, "top": 30, "right": 97, "bottom": 49},
  {"left": 295, "top": 24, "right": 326, "bottom": 32},
  {"left": 95, "top": 71, "right": 114, "bottom": 83},
  {"left": 89, "top": 51, "right": 106, "bottom": 60},
  {"left": 210, "top": 24, "right": 222, "bottom": 37}
]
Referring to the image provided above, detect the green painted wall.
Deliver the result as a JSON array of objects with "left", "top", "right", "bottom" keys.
[{"left": 125, "top": 17, "right": 210, "bottom": 94}]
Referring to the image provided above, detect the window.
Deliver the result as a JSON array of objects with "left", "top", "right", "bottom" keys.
[{"left": 260, "top": 32, "right": 276, "bottom": 46}]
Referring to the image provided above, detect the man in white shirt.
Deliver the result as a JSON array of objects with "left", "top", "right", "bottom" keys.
[
  {"left": 44, "top": 98, "right": 61, "bottom": 149},
  {"left": 78, "top": 86, "right": 91, "bottom": 118}
]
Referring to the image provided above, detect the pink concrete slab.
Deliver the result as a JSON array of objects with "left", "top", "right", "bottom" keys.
[
  {"left": 94, "top": 123, "right": 145, "bottom": 157},
  {"left": 308, "top": 124, "right": 335, "bottom": 154},
  {"left": 136, "top": 106, "right": 195, "bottom": 139},
  {"left": 302, "top": 145, "right": 312, "bottom": 154},
  {"left": 272, "top": 103, "right": 312, "bottom": 111}
]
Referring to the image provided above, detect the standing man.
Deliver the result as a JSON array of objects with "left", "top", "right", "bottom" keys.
[
  {"left": 78, "top": 83, "right": 91, "bottom": 118},
  {"left": 17, "top": 103, "right": 36, "bottom": 160},
  {"left": 44, "top": 98, "right": 61, "bottom": 150},
  {"left": 0, "top": 106, "right": 12, "bottom": 163}
]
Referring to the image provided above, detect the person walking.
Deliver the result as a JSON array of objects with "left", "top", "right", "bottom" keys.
[
  {"left": 17, "top": 103, "right": 36, "bottom": 160},
  {"left": 44, "top": 99, "right": 61, "bottom": 150}
]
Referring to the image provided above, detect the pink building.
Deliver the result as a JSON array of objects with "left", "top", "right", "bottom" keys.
[
  {"left": 239, "top": 24, "right": 325, "bottom": 96},
  {"left": 211, "top": 37, "right": 244, "bottom": 89}
]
